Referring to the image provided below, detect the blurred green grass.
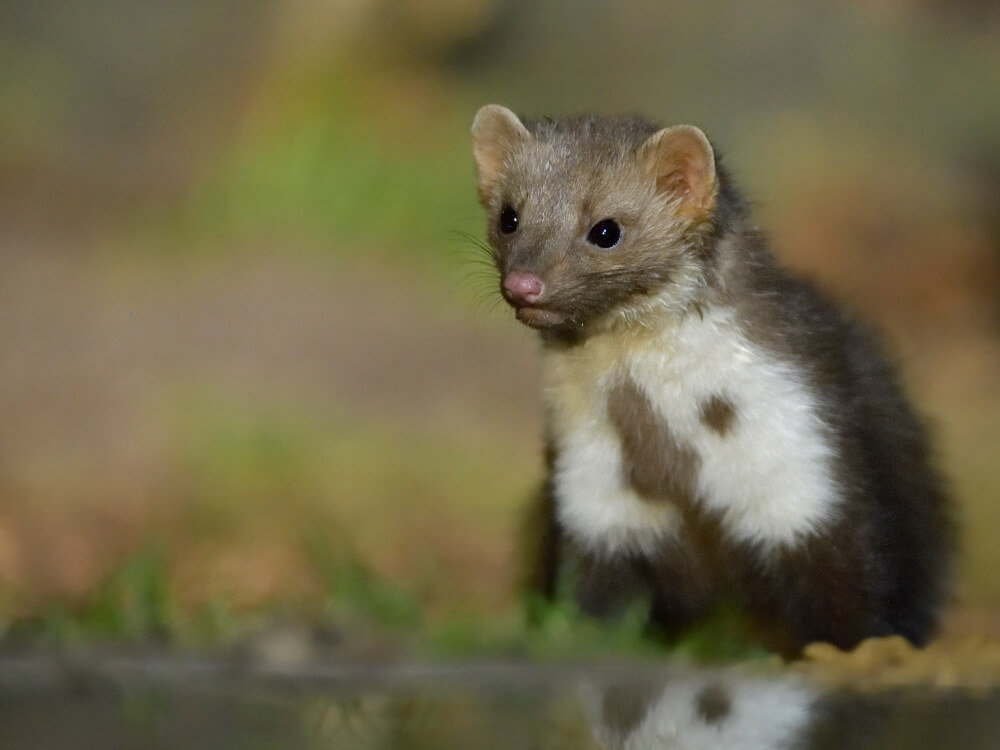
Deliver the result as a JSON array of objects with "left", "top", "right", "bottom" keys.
[
  {"left": 158, "top": 70, "right": 484, "bottom": 263},
  {"left": 7, "top": 541, "right": 768, "bottom": 663}
]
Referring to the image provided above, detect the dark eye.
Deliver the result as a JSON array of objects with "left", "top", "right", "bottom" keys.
[
  {"left": 586, "top": 219, "right": 621, "bottom": 249},
  {"left": 499, "top": 204, "right": 519, "bottom": 234}
]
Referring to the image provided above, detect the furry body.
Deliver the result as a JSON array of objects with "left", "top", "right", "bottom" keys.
[{"left": 471, "top": 106, "right": 954, "bottom": 652}]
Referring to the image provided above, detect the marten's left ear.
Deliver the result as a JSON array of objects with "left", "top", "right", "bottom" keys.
[
  {"left": 639, "top": 125, "right": 717, "bottom": 217},
  {"left": 471, "top": 104, "right": 530, "bottom": 206}
]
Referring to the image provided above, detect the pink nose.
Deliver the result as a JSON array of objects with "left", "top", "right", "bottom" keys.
[{"left": 502, "top": 271, "right": 545, "bottom": 306}]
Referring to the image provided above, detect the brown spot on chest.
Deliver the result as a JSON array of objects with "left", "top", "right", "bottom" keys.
[
  {"left": 606, "top": 377, "right": 699, "bottom": 506},
  {"left": 700, "top": 394, "right": 737, "bottom": 436}
]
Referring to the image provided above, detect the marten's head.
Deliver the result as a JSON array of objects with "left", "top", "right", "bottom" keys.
[{"left": 471, "top": 105, "right": 739, "bottom": 339}]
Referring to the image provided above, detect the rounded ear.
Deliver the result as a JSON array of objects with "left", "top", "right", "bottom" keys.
[
  {"left": 638, "top": 125, "right": 718, "bottom": 216},
  {"left": 471, "top": 104, "right": 530, "bottom": 206}
]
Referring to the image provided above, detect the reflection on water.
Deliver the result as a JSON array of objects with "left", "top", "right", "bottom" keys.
[
  {"left": 0, "top": 653, "right": 998, "bottom": 749},
  {"left": 586, "top": 670, "right": 817, "bottom": 749}
]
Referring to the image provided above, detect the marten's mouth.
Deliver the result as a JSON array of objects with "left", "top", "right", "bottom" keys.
[{"left": 514, "top": 305, "right": 567, "bottom": 329}]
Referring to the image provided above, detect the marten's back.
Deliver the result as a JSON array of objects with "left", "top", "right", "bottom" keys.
[{"left": 714, "top": 240, "right": 955, "bottom": 646}]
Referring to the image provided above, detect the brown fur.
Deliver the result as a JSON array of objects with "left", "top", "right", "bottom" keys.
[
  {"left": 605, "top": 373, "right": 892, "bottom": 650},
  {"left": 574, "top": 535, "right": 718, "bottom": 635},
  {"left": 607, "top": 378, "right": 700, "bottom": 506},
  {"left": 699, "top": 394, "right": 737, "bottom": 436},
  {"left": 473, "top": 105, "right": 955, "bottom": 654},
  {"left": 601, "top": 371, "right": 895, "bottom": 652},
  {"left": 473, "top": 111, "right": 712, "bottom": 336},
  {"left": 519, "top": 438, "right": 562, "bottom": 603}
]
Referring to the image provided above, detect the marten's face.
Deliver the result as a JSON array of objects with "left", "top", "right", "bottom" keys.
[{"left": 471, "top": 105, "right": 719, "bottom": 336}]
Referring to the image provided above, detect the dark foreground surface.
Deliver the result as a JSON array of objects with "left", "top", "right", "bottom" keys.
[{"left": 1, "top": 650, "right": 998, "bottom": 750}]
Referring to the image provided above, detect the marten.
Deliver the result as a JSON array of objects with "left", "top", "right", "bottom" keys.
[{"left": 470, "top": 104, "right": 955, "bottom": 655}]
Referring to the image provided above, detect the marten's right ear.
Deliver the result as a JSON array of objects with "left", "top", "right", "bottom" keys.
[
  {"left": 638, "top": 125, "right": 718, "bottom": 218},
  {"left": 471, "top": 105, "right": 530, "bottom": 206}
]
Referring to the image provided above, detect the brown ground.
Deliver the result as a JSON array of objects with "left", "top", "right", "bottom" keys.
[{"left": 0, "top": 233, "right": 544, "bottom": 618}]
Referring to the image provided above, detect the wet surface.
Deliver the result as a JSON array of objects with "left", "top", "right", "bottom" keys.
[{"left": 1, "top": 652, "right": 999, "bottom": 749}]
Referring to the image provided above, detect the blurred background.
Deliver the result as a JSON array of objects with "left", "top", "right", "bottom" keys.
[{"left": 1, "top": 0, "right": 998, "bottom": 649}]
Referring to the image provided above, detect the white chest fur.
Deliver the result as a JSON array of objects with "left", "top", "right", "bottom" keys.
[{"left": 542, "top": 306, "right": 841, "bottom": 557}]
